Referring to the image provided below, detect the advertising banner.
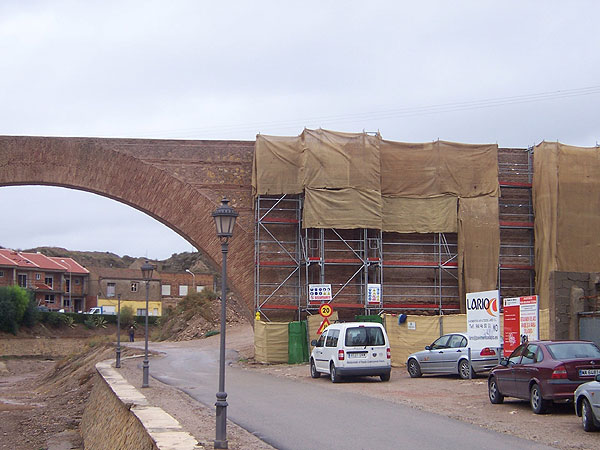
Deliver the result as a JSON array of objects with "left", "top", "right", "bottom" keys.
[
  {"left": 366, "top": 283, "right": 382, "bottom": 306},
  {"left": 308, "top": 284, "right": 332, "bottom": 306},
  {"left": 466, "top": 290, "right": 501, "bottom": 350},
  {"left": 503, "top": 295, "right": 539, "bottom": 356}
]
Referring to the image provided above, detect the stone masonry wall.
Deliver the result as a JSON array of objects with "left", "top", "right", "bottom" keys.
[
  {"left": 81, "top": 360, "right": 200, "bottom": 450},
  {"left": 549, "top": 271, "right": 599, "bottom": 339},
  {"left": 81, "top": 372, "right": 158, "bottom": 450}
]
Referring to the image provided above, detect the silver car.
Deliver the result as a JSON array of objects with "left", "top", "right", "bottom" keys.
[
  {"left": 575, "top": 374, "right": 600, "bottom": 431},
  {"left": 406, "top": 333, "right": 500, "bottom": 379}
]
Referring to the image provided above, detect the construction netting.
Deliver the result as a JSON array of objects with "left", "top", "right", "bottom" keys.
[
  {"left": 533, "top": 142, "right": 600, "bottom": 309},
  {"left": 254, "top": 320, "right": 289, "bottom": 363},
  {"left": 253, "top": 128, "right": 500, "bottom": 297}
]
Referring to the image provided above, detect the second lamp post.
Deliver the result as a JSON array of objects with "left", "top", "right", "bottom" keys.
[{"left": 141, "top": 260, "right": 155, "bottom": 388}]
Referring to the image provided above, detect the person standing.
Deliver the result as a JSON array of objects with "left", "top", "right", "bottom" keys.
[{"left": 129, "top": 325, "right": 135, "bottom": 342}]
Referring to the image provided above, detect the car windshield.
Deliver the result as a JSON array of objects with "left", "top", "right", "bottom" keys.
[
  {"left": 546, "top": 342, "right": 600, "bottom": 360},
  {"left": 345, "top": 327, "right": 385, "bottom": 346}
]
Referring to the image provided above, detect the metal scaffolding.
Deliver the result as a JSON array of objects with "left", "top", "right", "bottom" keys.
[
  {"left": 498, "top": 147, "right": 535, "bottom": 299},
  {"left": 254, "top": 147, "right": 536, "bottom": 319}
]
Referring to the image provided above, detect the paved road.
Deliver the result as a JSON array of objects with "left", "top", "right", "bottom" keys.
[{"left": 145, "top": 343, "right": 552, "bottom": 450}]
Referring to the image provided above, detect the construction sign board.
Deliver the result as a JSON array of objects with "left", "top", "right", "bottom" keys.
[
  {"left": 503, "top": 295, "right": 539, "bottom": 356},
  {"left": 309, "top": 284, "right": 332, "bottom": 306},
  {"left": 366, "top": 283, "right": 382, "bottom": 306},
  {"left": 317, "top": 317, "right": 331, "bottom": 334},
  {"left": 466, "top": 290, "right": 501, "bottom": 350}
]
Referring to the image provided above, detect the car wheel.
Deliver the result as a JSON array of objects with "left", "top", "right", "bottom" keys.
[
  {"left": 310, "top": 358, "right": 320, "bottom": 379},
  {"left": 380, "top": 373, "right": 391, "bottom": 382},
  {"left": 488, "top": 377, "right": 504, "bottom": 404},
  {"left": 582, "top": 398, "right": 599, "bottom": 432},
  {"left": 459, "top": 359, "right": 474, "bottom": 379},
  {"left": 407, "top": 359, "right": 422, "bottom": 378},
  {"left": 330, "top": 362, "right": 342, "bottom": 383},
  {"left": 530, "top": 383, "right": 549, "bottom": 414}
]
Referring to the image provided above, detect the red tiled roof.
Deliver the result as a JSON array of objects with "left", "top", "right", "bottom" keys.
[
  {"left": 33, "top": 282, "right": 54, "bottom": 290},
  {"left": 49, "top": 257, "right": 89, "bottom": 274},
  {"left": 0, "top": 249, "right": 88, "bottom": 274}
]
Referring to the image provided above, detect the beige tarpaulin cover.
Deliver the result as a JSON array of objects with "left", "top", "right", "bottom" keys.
[
  {"left": 254, "top": 321, "right": 289, "bottom": 363},
  {"left": 458, "top": 196, "right": 500, "bottom": 300},
  {"left": 533, "top": 142, "right": 600, "bottom": 309},
  {"left": 253, "top": 129, "right": 500, "bottom": 299}
]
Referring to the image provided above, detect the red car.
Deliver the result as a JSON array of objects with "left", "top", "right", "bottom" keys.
[{"left": 488, "top": 340, "right": 600, "bottom": 414}]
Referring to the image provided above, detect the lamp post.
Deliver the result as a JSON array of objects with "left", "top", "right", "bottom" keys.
[
  {"left": 186, "top": 268, "right": 196, "bottom": 293},
  {"left": 140, "top": 260, "right": 155, "bottom": 388},
  {"left": 61, "top": 259, "right": 72, "bottom": 312},
  {"left": 116, "top": 293, "right": 121, "bottom": 368},
  {"left": 212, "top": 197, "right": 238, "bottom": 450}
]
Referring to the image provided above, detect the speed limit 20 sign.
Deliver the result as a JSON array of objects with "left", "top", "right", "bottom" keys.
[{"left": 319, "top": 304, "right": 333, "bottom": 318}]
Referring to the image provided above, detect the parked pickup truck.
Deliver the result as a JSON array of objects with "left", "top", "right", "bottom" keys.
[{"left": 85, "top": 306, "right": 116, "bottom": 315}]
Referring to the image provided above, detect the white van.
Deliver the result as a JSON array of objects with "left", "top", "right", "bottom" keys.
[{"left": 310, "top": 322, "right": 391, "bottom": 382}]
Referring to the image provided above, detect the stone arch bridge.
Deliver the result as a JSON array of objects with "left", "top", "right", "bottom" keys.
[{"left": 0, "top": 136, "right": 256, "bottom": 317}]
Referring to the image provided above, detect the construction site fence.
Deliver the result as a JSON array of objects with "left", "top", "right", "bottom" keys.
[{"left": 253, "top": 310, "right": 550, "bottom": 367}]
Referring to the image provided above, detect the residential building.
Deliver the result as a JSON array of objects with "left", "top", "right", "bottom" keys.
[
  {"left": 160, "top": 270, "right": 215, "bottom": 310},
  {"left": 0, "top": 249, "right": 89, "bottom": 312},
  {"left": 87, "top": 267, "right": 162, "bottom": 316}
]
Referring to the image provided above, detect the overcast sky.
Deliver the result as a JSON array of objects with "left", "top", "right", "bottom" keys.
[{"left": 1, "top": 1, "right": 599, "bottom": 260}]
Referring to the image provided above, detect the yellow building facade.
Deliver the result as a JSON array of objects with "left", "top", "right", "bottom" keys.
[{"left": 97, "top": 298, "right": 162, "bottom": 316}]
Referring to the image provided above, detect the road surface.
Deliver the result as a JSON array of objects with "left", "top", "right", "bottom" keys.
[{"left": 140, "top": 341, "right": 552, "bottom": 450}]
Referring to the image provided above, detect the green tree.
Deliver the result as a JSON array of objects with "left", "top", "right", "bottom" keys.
[
  {"left": 0, "top": 285, "right": 31, "bottom": 334},
  {"left": 21, "top": 290, "right": 38, "bottom": 328}
]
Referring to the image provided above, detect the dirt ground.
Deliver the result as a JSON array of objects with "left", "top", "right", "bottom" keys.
[{"left": 2, "top": 324, "right": 600, "bottom": 449}]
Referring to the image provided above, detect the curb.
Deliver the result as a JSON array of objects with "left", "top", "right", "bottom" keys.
[{"left": 95, "top": 358, "right": 203, "bottom": 450}]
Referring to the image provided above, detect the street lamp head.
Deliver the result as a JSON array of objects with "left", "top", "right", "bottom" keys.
[
  {"left": 141, "top": 260, "right": 155, "bottom": 281},
  {"left": 185, "top": 269, "right": 194, "bottom": 275},
  {"left": 212, "top": 197, "right": 238, "bottom": 242}
]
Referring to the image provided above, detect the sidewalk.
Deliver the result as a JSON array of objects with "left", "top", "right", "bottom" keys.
[{"left": 116, "top": 347, "right": 274, "bottom": 450}]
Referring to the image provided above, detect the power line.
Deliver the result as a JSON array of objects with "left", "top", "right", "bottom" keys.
[{"left": 129, "top": 84, "right": 600, "bottom": 139}]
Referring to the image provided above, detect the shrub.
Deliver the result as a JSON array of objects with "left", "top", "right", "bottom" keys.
[
  {"left": 46, "top": 312, "right": 63, "bottom": 327},
  {"left": 120, "top": 305, "right": 135, "bottom": 326},
  {"left": 0, "top": 286, "right": 34, "bottom": 334},
  {"left": 21, "top": 291, "right": 38, "bottom": 328}
]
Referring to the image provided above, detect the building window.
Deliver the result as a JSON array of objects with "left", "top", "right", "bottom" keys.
[
  {"left": 196, "top": 285, "right": 205, "bottom": 293},
  {"left": 107, "top": 283, "right": 116, "bottom": 297},
  {"left": 179, "top": 285, "right": 188, "bottom": 296},
  {"left": 153, "top": 308, "right": 159, "bottom": 316},
  {"left": 36, "top": 273, "right": 41, "bottom": 280},
  {"left": 75, "top": 278, "right": 80, "bottom": 285},
  {"left": 161, "top": 284, "right": 171, "bottom": 296},
  {"left": 131, "top": 282, "right": 139, "bottom": 293},
  {"left": 136, "top": 308, "right": 146, "bottom": 316},
  {"left": 45, "top": 294, "right": 55, "bottom": 303},
  {"left": 45, "top": 277, "right": 53, "bottom": 288},
  {"left": 65, "top": 279, "right": 70, "bottom": 293},
  {"left": 18, "top": 274, "right": 27, "bottom": 287},
  {"left": 0, "top": 270, "right": 4, "bottom": 277},
  {"left": 64, "top": 298, "right": 71, "bottom": 307}
]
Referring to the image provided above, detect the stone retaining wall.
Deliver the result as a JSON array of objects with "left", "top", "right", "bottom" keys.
[{"left": 81, "top": 359, "right": 202, "bottom": 450}]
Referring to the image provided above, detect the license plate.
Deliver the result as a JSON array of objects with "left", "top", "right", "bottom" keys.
[
  {"left": 348, "top": 352, "right": 367, "bottom": 359},
  {"left": 579, "top": 368, "right": 600, "bottom": 377}
]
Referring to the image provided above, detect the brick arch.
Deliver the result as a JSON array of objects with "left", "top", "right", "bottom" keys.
[{"left": 0, "top": 136, "right": 255, "bottom": 318}]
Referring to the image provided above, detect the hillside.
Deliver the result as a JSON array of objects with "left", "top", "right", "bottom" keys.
[{"left": 22, "top": 246, "right": 215, "bottom": 274}]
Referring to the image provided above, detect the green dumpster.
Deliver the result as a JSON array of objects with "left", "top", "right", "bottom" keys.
[
  {"left": 288, "top": 321, "right": 309, "bottom": 364},
  {"left": 354, "top": 314, "right": 383, "bottom": 324}
]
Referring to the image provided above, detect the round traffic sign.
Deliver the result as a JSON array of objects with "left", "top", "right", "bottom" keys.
[{"left": 319, "top": 303, "right": 333, "bottom": 318}]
